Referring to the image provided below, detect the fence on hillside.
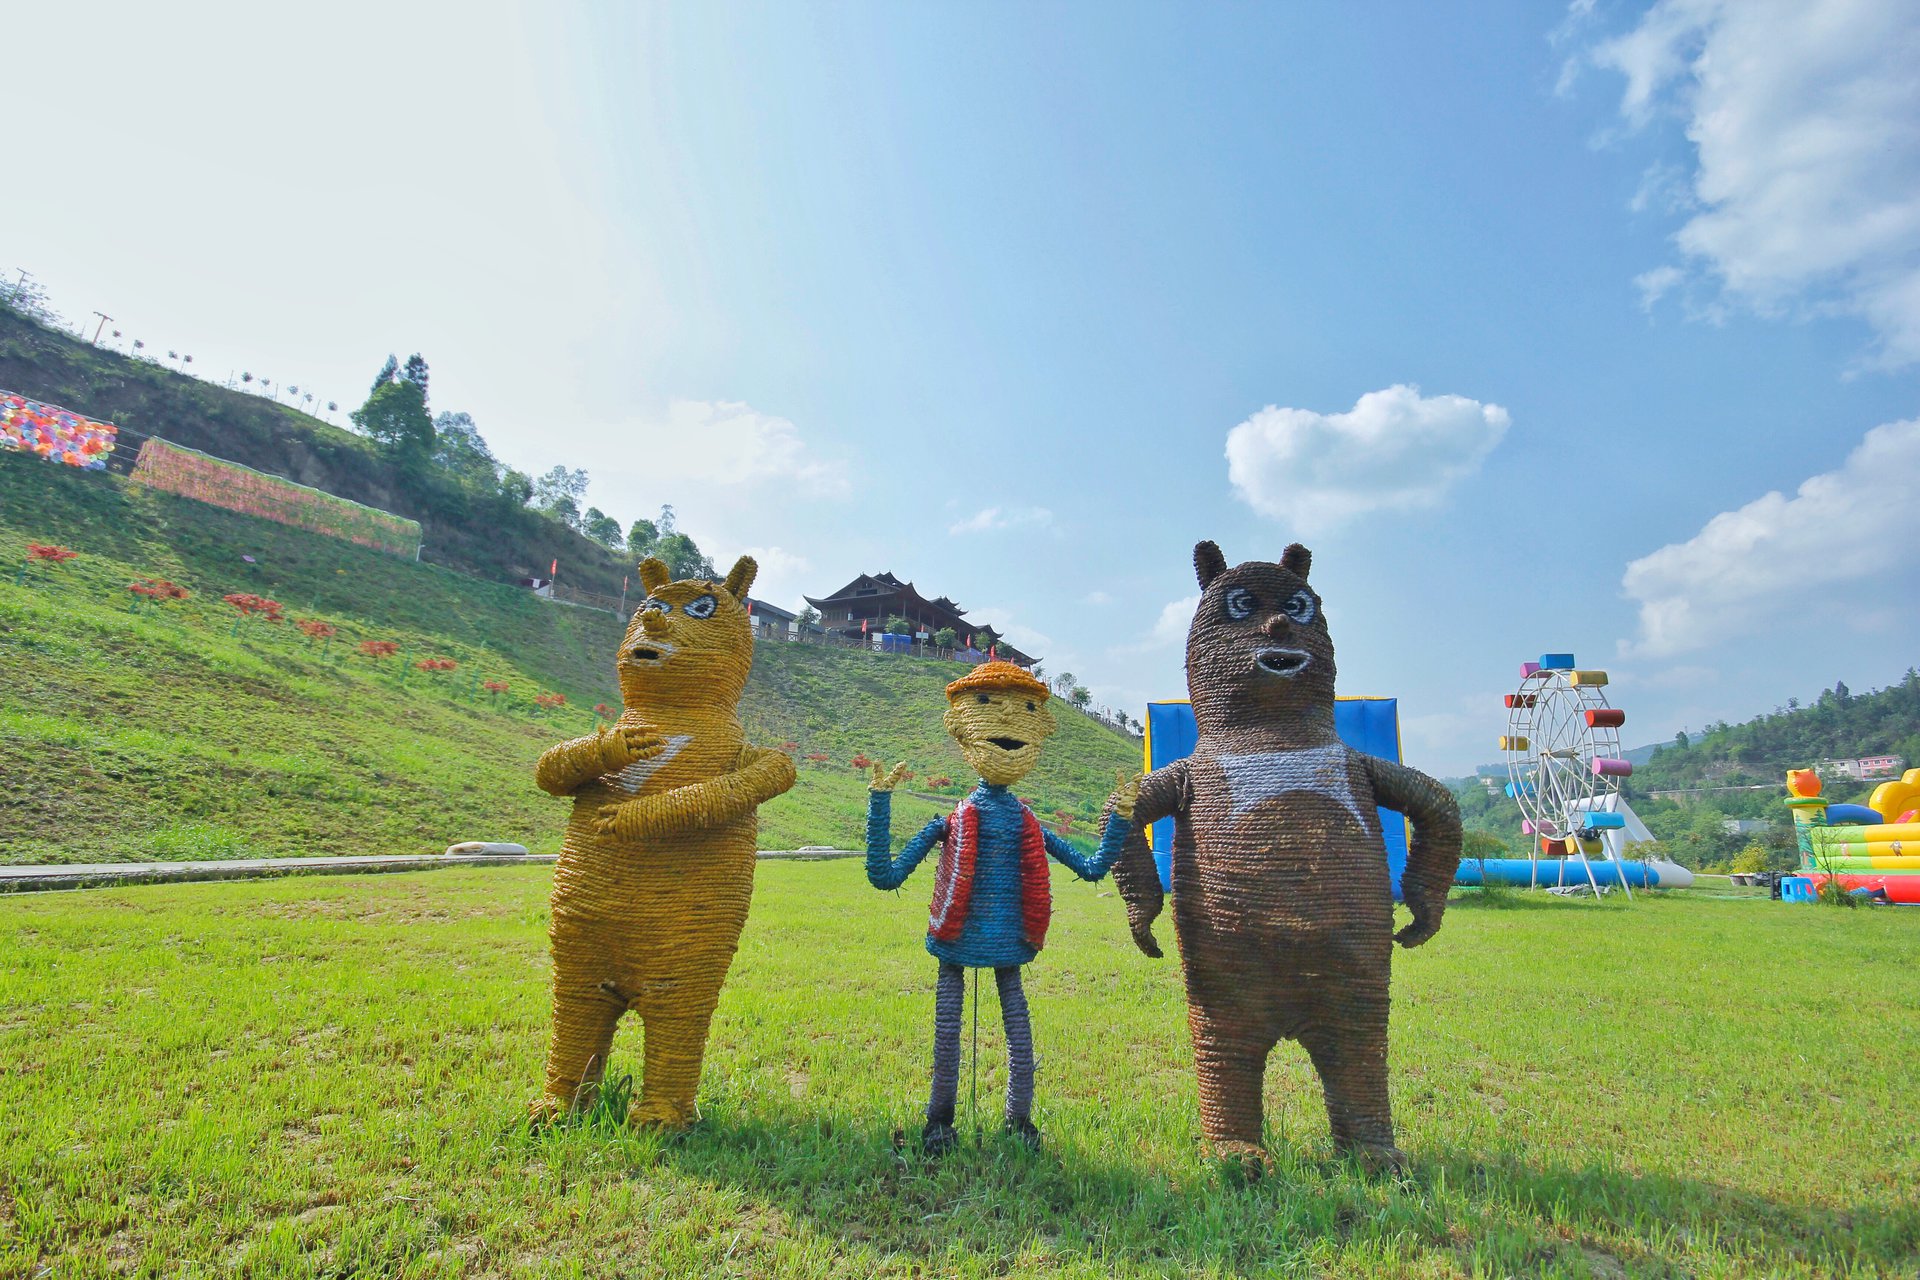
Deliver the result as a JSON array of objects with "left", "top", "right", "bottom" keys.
[{"left": 129, "top": 437, "right": 422, "bottom": 558}]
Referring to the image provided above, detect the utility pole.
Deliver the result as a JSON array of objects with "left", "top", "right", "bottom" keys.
[
  {"left": 89, "top": 312, "right": 113, "bottom": 345},
  {"left": 5, "top": 269, "right": 26, "bottom": 304}
]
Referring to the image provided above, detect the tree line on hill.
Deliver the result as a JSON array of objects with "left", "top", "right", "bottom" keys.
[
  {"left": 1451, "top": 668, "right": 1919, "bottom": 873},
  {"left": 349, "top": 352, "right": 717, "bottom": 580}
]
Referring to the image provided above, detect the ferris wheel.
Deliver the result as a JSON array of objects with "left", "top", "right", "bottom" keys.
[{"left": 1500, "top": 653, "right": 1638, "bottom": 897}]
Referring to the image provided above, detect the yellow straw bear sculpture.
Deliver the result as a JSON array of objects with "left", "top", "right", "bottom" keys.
[{"left": 531, "top": 554, "right": 796, "bottom": 1127}]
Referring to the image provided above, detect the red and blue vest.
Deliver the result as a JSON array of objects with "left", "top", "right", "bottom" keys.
[{"left": 927, "top": 797, "right": 1053, "bottom": 952}]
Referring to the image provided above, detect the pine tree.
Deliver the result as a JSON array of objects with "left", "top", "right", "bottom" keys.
[
  {"left": 401, "top": 354, "right": 429, "bottom": 406},
  {"left": 370, "top": 354, "right": 398, "bottom": 396}
]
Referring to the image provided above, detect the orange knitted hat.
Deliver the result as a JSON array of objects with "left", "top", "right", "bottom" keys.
[{"left": 945, "top": 660, "right": 1050, "bottom": 702}]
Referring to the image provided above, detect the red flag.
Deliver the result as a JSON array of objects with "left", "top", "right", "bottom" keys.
[
  {"left": 861, "top": 618, "right": 868, "bottom": 634},
  {"left": 746, "top": 600, "right": 753, "bottom": 614},
  {"left": 549, "top": 559, "right": 558, "bottom": 578},
  {"left": 991, "top": 645, "right": 997, "bottom": 658}
]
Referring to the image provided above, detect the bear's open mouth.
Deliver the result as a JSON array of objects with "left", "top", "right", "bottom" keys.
[
  {"left": 627, "top": 644, "right": 672, "bottom": 664},
  {"left": 1254, "top": 647, "right": 1311, "bottom": 677},
  {"left": 986, "top": 737, "right": 1028, "bottom": 751}
]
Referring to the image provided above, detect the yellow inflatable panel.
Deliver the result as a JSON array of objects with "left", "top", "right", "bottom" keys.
[
  {"left": 1570, "top": 670, "right": 1609, "bottom": 687},
  {"left": 1816, "top": 823, "right": 1920, "bottom": 843},
  {"left": 1499, "top": 735, "right": 1529, "bottom": 751},
  {"left": 1867, "top": 775, "right": 1920, "bottom": 825}
]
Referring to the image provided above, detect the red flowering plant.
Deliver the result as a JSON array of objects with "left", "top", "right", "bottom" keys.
[
  {"left": 222, "top": 592, "right": 284, "bottom": 634},
  {"left": 483, "top": 679, "right": 510, "bottom": 697},
  {"left": 851, "top": 753, "right": 874, "bottom": 770},
  {"left": 780, "top": 740, "right": 799, "bottom": 752},
  {"left": 295, "top": 619, "right": 337, "bottom": 648},
  {"left": 359, "top": 639, "right": 400, "bottom": 659},
  {"left": 416, "top": 657, "right": 458, "bottom": 673},
  {"left": 1052, "top": 809, "right": 1076, "bottom": 834},
  {"left": 594, "top": 702, "right": 618, "bottom": 723},
  {"left": 18, "top": 543, "right": 78, "bottom": 587},
  {"left": 534, "top": 691, "right": 567, "bottom": 714},
  {"left": 127, "top": 578, "right": 189, "bottom": 612},
  {"left": 804, "top": 751, "right": 830, "bottom": 764}
]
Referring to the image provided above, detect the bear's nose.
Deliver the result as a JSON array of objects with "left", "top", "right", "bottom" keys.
[
  {"left": 1261, "top": 614, "right": 1291, "bottom": 639},
  {"left": 639, "top": 611, "right": 668, "bottom": 637}
]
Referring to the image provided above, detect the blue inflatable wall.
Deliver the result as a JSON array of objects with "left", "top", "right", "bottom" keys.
[{"left": 1142, "top": 698, "right": 1412, "bottom": 901}]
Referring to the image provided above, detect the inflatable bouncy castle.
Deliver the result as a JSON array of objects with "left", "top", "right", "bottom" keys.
[{"left": 1782, "top": 767, "right": 1920, "bottom": 904}]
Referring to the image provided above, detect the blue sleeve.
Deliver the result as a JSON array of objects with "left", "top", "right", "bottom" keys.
[
  {"left": 866, "top": 790, "right": 945, "bottom": 890},
  {"left": 1044, "top": 810, "right": 1133, "bottom": 881}
]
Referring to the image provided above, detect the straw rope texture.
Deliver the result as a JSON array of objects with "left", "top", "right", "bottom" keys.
[
  {"left": 530, "top": 555, "right": 796, "bottom": 1127},
  {"left": 1112, "top": 541, "right": 1461, "bottom": 1171}
]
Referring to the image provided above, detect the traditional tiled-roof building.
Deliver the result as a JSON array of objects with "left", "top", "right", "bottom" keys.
[{"left": 803, "top": 571, "right": 1037, "bottom": 667}]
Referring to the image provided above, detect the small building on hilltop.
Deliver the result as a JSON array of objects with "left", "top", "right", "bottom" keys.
[
  {"left": 804, "top": 571, "right": 1038, "bottom": 667},
  {"left": 744, "top": 597, "right": 821, "bottom": 641}
]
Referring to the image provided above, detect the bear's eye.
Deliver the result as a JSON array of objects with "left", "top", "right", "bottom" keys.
[
  {"left": 976, "top": 693, "right": 991, "bottom": 704},
  {"left": 683, "top": 594, "right": 717, "bottom": 619},
  {"left": 640, "top": 597, "right": 670, "bottom": 614},
  {"left": 1282, "top": 590, "right": 1317, "bottom": 625},
  {"left": 1026, "top": 701, "right": 1035, "bottom": 712},
  {"left": 1223, "top": 587, "right": 1255, "bottom": 620}
]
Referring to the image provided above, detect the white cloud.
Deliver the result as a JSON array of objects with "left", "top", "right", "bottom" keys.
[
  {"left": 1083, "top": 590, "right": 1113, "bottom": 606},
  {"left": 1224, "top": 385, "right": 1510, "bottom": 532},
  {"left": 1591, "top": 0, "right": 1920, "bottom": 366},
  {"left": 724, "top": 544, "right": 811, "bottom": 614},
  {"left": 947, "top": 505, "right": 1053, "bottom": 535},
  {"left": 1634, "top": 264, "right": 1684, "bottom": 310},
  {"left": 963, "top": 606, "right": 1054, "bottom": 658},
  {"left": 1620, "top": 415, "right": 1920, "bottom": 657},
  {"left": 1119, "top": 594, "right": 1198, "bottom": 653},
  {"left": 642, "top": 400, "right": 851, "bottom": 497}
]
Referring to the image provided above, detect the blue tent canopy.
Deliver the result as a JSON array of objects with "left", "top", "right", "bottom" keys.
[{"left": 1141, "top": 697, "right": 1412, "bottom": 901}]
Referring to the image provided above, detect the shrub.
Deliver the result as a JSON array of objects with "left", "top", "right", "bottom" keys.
[{"left": 359, "top": 640, "right": 400, "bottom": 658}]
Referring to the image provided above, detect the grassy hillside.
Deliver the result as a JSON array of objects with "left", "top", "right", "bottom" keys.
[
  {"left": 0, "top": 307, "right": 635, "bottom": 594},
  {"left": 0, "top": 454, "right": 1137, "bottom": 864}
]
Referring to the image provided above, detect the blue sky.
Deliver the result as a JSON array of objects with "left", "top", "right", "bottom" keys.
[{"left": 8, "top": 1, "right": 1918, "bottom": 774}]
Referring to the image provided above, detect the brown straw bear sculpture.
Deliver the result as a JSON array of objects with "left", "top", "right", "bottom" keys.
[
  {"left": 1110, "top": 540, "right": 1461, "bottom": 1171},
  {"left": 531, "top": 555, "right": 796, "bottom": 1127}
]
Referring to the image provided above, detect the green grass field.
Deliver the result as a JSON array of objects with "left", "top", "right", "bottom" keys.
[
  {"left": 3, "top": 871, "right": 1913, "bottom": 1278},
  {"left": 0, "top": 455, "right": 1135, "bottom": 863}
]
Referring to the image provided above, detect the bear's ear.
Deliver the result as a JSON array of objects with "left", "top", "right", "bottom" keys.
[
  {"left": 1193, "top": 540, "right": 1228, "bottom": 589},
  {"left": 1280, "top": 543, "right": 1312, "bottom": 580},
  {"left": 637, "top": 557, "right": 670, "bottom": 593},
  {"left": 722, "top": 555, "right": 758, "bottom": 600}
]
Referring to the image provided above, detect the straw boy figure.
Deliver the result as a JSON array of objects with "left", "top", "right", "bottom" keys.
[{"left": 866, "top": 661, "right": 1136, "bottom": 1154}]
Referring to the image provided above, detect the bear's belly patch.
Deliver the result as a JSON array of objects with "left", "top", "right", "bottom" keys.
[
  {"left": 1216, "top": 746, "right": 1374, "bottom": 831},
  {"left": 607, "top": 734, "right": 694, "bottom": 796}
]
